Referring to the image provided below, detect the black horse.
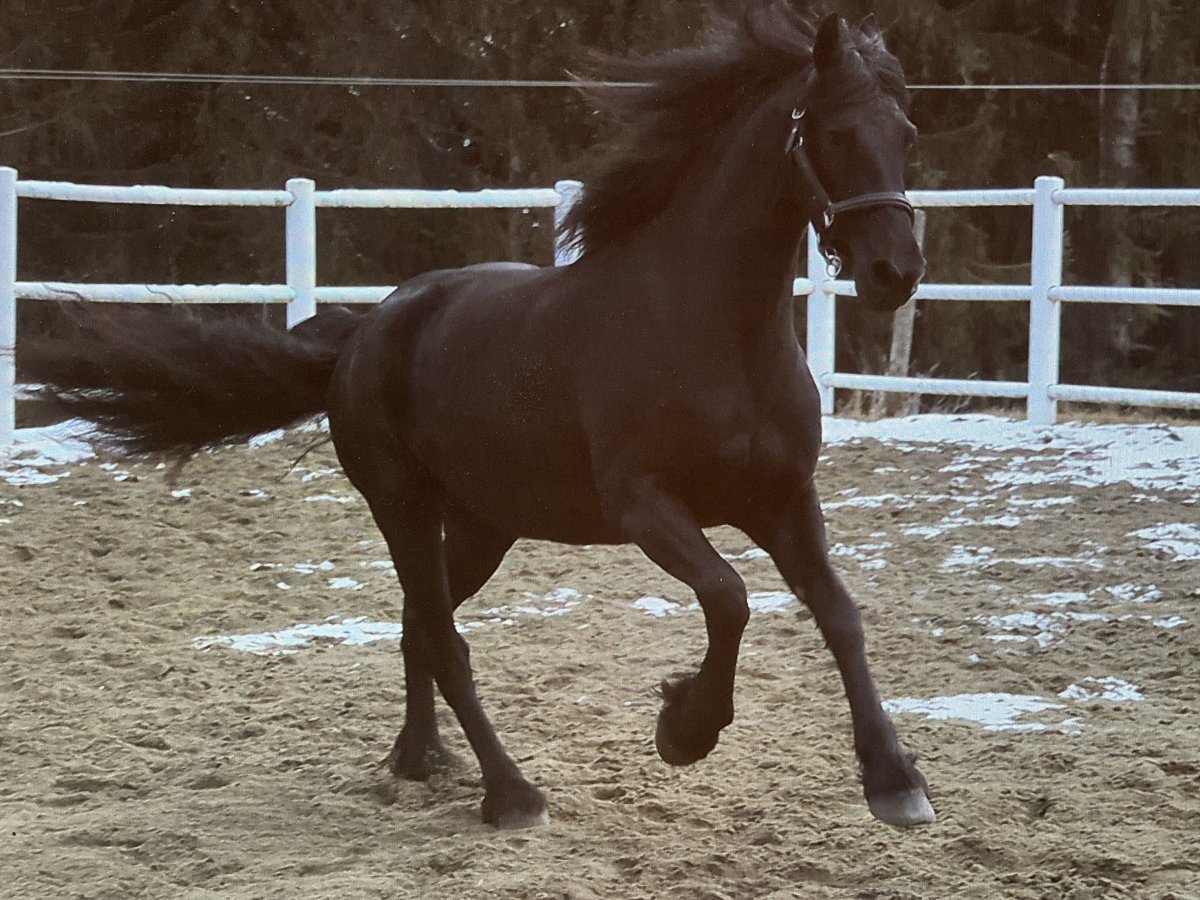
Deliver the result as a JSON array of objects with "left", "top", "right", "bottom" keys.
[{"left": 28, "top": 4, "right": 933, "bottom": 829}]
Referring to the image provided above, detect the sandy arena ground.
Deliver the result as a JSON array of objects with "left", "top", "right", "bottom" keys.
[{"left": 2, "top": 415, "right": 1198, "bottom": 899}]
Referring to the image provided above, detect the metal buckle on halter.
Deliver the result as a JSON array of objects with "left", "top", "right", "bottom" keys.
[{"left": 785, "top": 107, "right": 805, "bottom": 156}]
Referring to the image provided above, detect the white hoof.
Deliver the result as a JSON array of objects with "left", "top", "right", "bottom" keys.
[
  {"left": 868, "top": 789, "right": 936, "bottom": 827},
  {"left": 494, "top": 806, "right": 550, "bottom": 830}
]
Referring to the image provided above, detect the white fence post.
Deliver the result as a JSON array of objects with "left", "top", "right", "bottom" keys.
[
  {"left": 0, "top": 167, "right": 16, "bottom": 452},
  {"left": 1027, "top": 175, "right": 1065, "bottom": 425},
  {"left": 806, "top": 226, "right": 836, "bottom": 415},
  {"left": 553, "top": 179, "right": 583, "bottom": 266},
  {"left": 285, "top": 177, "right": 317, "bottom": 328}
]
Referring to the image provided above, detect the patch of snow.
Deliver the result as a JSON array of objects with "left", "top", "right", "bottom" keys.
[
  {"left": 632, "top": 590, "right": 797, "bottom": 617},
  {"left": 1106, "top": 583, "right": 1163, "bottom": 604},
  {"left": 830, "top": 541, "right": 892, "bottom": 569},
  {"left": 248, "top": 428, "right": 285, "bottom": 448},
  {"left": 883, "top": 693, "right": 1067, "bottom": 732},
  {"left": 1007, "top": 496, "right": 1076, "bottom": 509},
  {"left": 632, "top": 596, "right": 682, "bottom": 618},
  {"left": 985, "top": 515, "right": 1023, "bottom": 529},
  {"left": 748, "top": 591, "right": 797, "bottom": 613},
  {"left": 722, "top": 547, "right": 770, "bottom": 562},
  {"left": 292, "top": 560, "right": 336, "bottom": 576},
  {"left": 944, "top": 543, "right": 1106, "bottom": 571},
  {"left": 823, "top": 493, "right": 914, "bottom": 511},
  {"left": 1005, "top": 554, "right": 1107, "bottom": 570},
  {"left": 299, "top": 467, "right": 340, "bottom": 483},
  {"left": 1128, "top": 523, "right": 1200, "bottom": 561},
  {"left": 3, "top": 420, "right": 97, "bottom": 485},
  {"left": 199, "top": 586, "right": 590, "bottom": 655},
  {"left": 942, "top": 545, "right": 996, "bottom": 569},
  {"left": 1058, "top": 677, "right": 1144, "bottom": 704},
  {"left": 497, "top": 587, "right": 586, "bottom": 619},
  {"left": 823, "top": 414, "right": 1200, "bottom": 497},
  {"left": 902, "top": 513, "right": 976, "bottom": 539},
  {"left": 1032, "top": 591, "right": 1093, "bottom": 607},
  {"left": 195, "top": 615, "right": 403, "bottom": 655},
  {"left": 887, "top": 679, "right": 1144, "bottom": 733},
  {"left": 541, "top": 587, "right": 582, "bottom": 604}
]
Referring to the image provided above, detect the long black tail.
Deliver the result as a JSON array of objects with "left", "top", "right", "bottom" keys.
[{"left": 23, "top": 304, "right": 365, "bottom": 456}]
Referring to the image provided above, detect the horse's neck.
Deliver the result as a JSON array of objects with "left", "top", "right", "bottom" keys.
[{"left": 656, "top": 119, "right": 808, "bottom": 320}]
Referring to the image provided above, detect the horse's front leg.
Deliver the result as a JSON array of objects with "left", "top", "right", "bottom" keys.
[
  {"left": 611, "top": 480, "right": 750, "bottom": 765},
  {"left": 747, "top": 480, "right": 936, "bottom": 827}
]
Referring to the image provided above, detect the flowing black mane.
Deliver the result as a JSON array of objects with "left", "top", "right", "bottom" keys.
[{"left": 559, "top": 1, "right": 906, "bottom": 256}]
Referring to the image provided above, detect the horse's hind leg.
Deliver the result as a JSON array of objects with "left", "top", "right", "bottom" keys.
[
  {"left": 383, "top": 508, "right": 514, "bottom": 780},
  {"left": 748, "top": 480, "right": 935, "bottom": 828},
  {"left": 366, "top": 486, "right": 546, "bottom": 828},
  {"left": 606, "top": 480, "right": 750, "bottom": 766}
]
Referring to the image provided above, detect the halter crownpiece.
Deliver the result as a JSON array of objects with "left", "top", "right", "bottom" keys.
[{"left": 785, "top": 106, "right": 914, "bottom": 271}]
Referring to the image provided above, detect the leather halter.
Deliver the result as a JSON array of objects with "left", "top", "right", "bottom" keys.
[{"left": 785, "top": 107, "right": 914, "bottom": 274}]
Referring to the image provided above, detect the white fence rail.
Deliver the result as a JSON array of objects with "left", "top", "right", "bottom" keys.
[
  {"left": 1, "top": 169, "right": 1198, "bottom": 450},
  {"left": 0, "top": 168, "right": 584, "bottom": 448}
]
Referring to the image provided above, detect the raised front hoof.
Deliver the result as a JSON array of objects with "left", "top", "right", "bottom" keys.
[
  {"left": 381, "top": 732, "right": 458, "bottom": 782},
  {"left": 481, "top": 778, "right": 550, "bottom": 830},
  {"left": 867, "top": 788, "right": 936, "bottom": 827},
  {"left": 654, "top": 675, "right": 722, "bottom": 767}
]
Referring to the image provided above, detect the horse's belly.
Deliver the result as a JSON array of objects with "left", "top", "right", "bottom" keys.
[{"left": 414, "top": 423, "right": 616, "bottom": 544}]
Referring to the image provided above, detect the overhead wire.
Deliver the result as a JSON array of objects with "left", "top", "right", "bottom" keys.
[{"left": 0, "top": 68, "right": 1198, "bottom": 91}]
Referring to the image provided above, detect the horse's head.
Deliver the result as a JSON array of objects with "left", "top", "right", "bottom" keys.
[{"left": 793, "top": 14, "right": 923, "bottom": 312}]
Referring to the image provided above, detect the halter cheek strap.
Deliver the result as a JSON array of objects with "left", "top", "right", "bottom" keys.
[{"left": 785, "top": 107, "right": 914, "bottom": 270}]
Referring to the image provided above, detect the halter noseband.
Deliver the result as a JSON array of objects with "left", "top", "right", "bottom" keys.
[{"left": 785, "top": 107, "right": 914, "bottom": 275}]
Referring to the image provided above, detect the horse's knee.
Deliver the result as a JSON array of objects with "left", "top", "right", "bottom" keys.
[{"left": 694, "top": 571, "right": 749, "bottom": 632}]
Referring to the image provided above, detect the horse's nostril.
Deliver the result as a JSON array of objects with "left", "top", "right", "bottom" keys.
[
  {"left": 870, "top": 260, "right": 921, "bottom": 295},
  {"left": 870, "top": 260, "right": 904, "bottom": 287}
]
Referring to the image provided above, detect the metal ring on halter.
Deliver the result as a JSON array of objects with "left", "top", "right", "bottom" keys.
[{"left": 825, "top": 248, "right": 843, "bottom": 278}]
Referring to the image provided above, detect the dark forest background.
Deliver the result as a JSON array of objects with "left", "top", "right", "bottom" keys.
[{"left": 1, "top": 0, "right": 1198, "bottom": 407}]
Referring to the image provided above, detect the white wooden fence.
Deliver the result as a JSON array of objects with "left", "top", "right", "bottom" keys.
[
  {"left": 1, "top": 168, "right": 1198, "bottom": 450},
  {"left": 799, "top": 176, "right": 1200, "bottom": 424}
]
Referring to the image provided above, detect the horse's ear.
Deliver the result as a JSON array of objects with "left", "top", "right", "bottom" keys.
[
  {"left": 813, "top": 14, "right": 846, "bottom": 73},
  {"left": 859, "top": 13, "right": 882, "bottom": 41}
]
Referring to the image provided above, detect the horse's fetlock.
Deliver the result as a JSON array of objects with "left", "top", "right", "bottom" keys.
[{"left": 711, "top": 700, "right": 735, "bottom": 730}]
